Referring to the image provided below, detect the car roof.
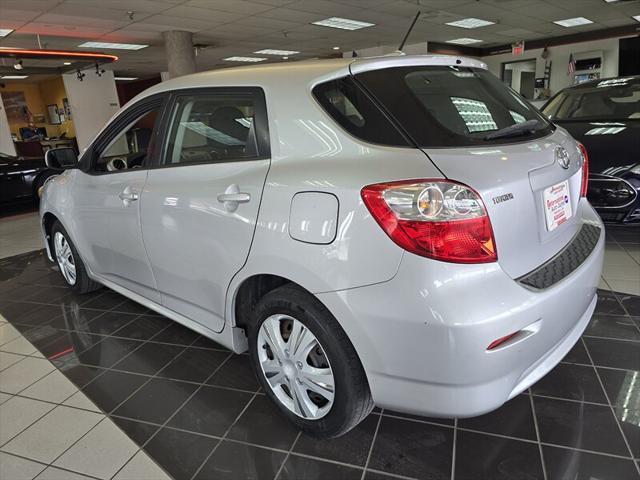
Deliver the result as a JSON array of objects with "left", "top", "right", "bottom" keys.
[
  {"left": 560, "top": 75, "right": 640, "bottom": 91},
  {"left": 133, "top": 54, "right": 487, "bottom": 103}
]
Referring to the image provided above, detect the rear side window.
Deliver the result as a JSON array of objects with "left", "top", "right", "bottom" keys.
[
  {"left": 356, "top": 66, "right": 554, "bottom": 147},
  {"left": 312, "top": 77, "right": 409, "bottom": 147}
]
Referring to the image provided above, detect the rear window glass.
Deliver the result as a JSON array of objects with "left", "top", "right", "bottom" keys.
[
  {"left": 542, "top": 79, "right": 640, "bottom": 121},
  {"left": 312, "top": 76, "right": 409, "bottom": 147},
  {"left": 356, "top": 66, "right": 553, "bottom": 147}
]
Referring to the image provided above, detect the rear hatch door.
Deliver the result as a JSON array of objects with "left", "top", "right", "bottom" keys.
[
  {"left": 352, "top": 58, "right": 585, "bottom": 278},
  {"left": 423, "top": 129, "right": 584, "bottom": 278}
]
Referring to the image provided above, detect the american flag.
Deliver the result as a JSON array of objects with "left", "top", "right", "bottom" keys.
[{"left": 567, "top": 54, "right": 576, "bottom": 76}]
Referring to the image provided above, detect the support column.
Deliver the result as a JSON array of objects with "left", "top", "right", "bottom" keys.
[{"left": 162, "top": 30, "right": 196, "bottom": 79}]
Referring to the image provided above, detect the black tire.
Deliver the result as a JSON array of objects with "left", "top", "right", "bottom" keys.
[
  {"left": 51, "top": 220, "right": 101, "bottom": 294},
  {"left": 247, "top": 284, "right": 373, "bottom": 438}
]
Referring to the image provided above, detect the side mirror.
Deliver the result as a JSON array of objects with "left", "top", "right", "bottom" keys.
[{"left": 45, "top": 147, "right": 78, "bottom": 169}]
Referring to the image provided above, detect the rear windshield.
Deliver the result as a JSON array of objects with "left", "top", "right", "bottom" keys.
[
  {"left": 355, "top": 66, "right": 553, "bottom": 147},
  {"left": 542, "top": 78, "right": 640, "bottom": 121}
]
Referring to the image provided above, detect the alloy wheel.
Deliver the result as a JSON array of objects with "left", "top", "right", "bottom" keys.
[
  {"left": 54, "top": 231, "right": 77, "bottom": 286},
  {"left": 257, "top": 314, "right": 335, "bottom": 419}
]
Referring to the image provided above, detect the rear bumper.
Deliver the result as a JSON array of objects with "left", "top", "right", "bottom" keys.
[{"left": 317, "top": 202, "right": 604, "bottom": 417}]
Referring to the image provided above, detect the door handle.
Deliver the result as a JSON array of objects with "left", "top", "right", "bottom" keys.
[
  {"left": 217, "top": 184, "right": 251, "bottom": 212},
  {"left": 217, "top": 192, "right": 251, "bottom": 203},
  {"left": 118, "top": 192, "right": 139, "bottom": 201},
  {"left": 118, "top": 189, "right": 139, "bottom": 206}
]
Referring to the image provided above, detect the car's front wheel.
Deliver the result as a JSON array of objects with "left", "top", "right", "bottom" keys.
[
  {"left": 247, "top": 284, "right": 373, "bottom": 438},
  {"left": 51, "top": 221, "right": 101, "bottom": 294}
]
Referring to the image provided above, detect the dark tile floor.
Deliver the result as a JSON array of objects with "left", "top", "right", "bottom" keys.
[{"left": 0, "top": 248, "right": 639, "bottom": 480}]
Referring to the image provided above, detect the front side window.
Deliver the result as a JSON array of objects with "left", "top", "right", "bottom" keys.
[
  {"left": 355, "top": 66, "right": 553, "bottom": 147},
  {"left": 93, "top": 106, "right": 161, "bottom": 173},
  {"left": 164, "top": 93, "right": 259, "bottom": 165}
]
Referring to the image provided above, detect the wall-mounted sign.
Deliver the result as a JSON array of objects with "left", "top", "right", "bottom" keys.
[{"left": 512, "top": 41, "right": 525, "bottom": 56}]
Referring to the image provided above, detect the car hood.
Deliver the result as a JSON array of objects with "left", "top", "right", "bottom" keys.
[{"left": 556, "top": 120, "right": 640, "bottom": 174}]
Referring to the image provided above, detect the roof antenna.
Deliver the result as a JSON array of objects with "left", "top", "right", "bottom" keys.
[{"left": 397, "top": 11, "right": 421, "bottom": 52}]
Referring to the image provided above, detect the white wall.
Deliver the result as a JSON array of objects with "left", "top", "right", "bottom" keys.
[
  {"left": 505, "top": 60, "right": 536, "bottom": 93},
  {"left": 0, "top": 94, "right": 16, "bottom": 156},
  {"left": 484, "top": 37, "right": 625, "bottom": 96},
  {"left": 62, "top": 66, "right": 120, "bottom": 152}
]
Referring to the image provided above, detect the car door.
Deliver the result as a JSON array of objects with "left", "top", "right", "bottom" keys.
[
  {"left": 140, "top": 88, "right": 270, "bottom": 332},
  {"left": 70, "top": 95, "right": 167, "bottom": 303}
]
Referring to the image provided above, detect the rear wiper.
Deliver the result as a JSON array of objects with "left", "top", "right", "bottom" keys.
[{"left": 484, "top": 119, "right": 541, "bottom": 141}]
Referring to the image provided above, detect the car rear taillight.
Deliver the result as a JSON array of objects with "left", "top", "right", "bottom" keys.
[
  {"left": 361, "top": 180, "right": 497, "bottom": 263},
  {"left": 578, "top": 142, "right": 589, "bottom": 198}
]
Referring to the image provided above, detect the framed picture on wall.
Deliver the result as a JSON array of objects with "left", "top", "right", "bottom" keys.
[
  {"left": 47, "top": 104, "right": 61, "bottom": 125},
  {"left": 2, "top": 91, "right": 28, "bottom": 122},
  {"left": 63, "top": 98, "right": 71, "bottom": 120}
]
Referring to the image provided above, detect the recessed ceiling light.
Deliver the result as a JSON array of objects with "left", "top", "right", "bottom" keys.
[
  {"left": 224, "top": 56, "right": 267, "bottom": 62},
  {"left": 254, "top": 49, "right": 299, "bottom": 55},
  {"left": 633, "top": 15, "right": 640, "bottom": 22},
  {"left": 445, "top": 38, "right": 483, "bottom": 45},
  {"left": 1, "top": 75, "right": 28, "bottom": 79},
  {"left": 0, "top": 29, "right": 14, "bottom": 37},
  {"left": 114, "top": 76, "right": 138, "bottom": 81},
  {"left": 333, "top": 46, "right": 340, "bottom": 50},
  {"left": 79, "top": 41, "right": 148, "bottom": 50},
  {"left": 312, "top": 17, "right": 374, "bottom": 30},
  {"left": 446, "top": 18, "right": 494, "bottom": 29},
  {"left": 553, "top": 17, "right": 593, "bottom": 27},
  {"left": 63, "top": 61, "right": 72, "bottom": 65},
  {"left": 282, "top": 56, "right": 289, "bottom": 60}
]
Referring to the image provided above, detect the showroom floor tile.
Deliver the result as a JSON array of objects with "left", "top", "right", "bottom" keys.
[{"left": 0, "top": 227, "right": 639, "bottom": 479}]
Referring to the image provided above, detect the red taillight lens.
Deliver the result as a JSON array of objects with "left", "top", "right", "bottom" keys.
[
  {"left": 487, "top": 332, "right": 518, "bottom": 350},
  {"left": 578, "top": 142, "right": 589, "bottom": 198},
  {"left": 361, "top": 179, "right": 497, "bottom": 263}
]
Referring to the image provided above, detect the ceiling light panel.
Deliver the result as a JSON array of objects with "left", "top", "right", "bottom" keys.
[
  {"left": 312, "top": 17, "right": 375, "bottom": 30},
  {"left": 254, "top": 49, "right": 300, "bottom": 55},
  {"left": 633, "top": 15, "right": 640, "bottom": 22},
  {"left": 114, "top": 77, "right": 138, "bottom": 81},
  {"left": 446, "top": 18, "right": 494, "bottom": 29},
  {"left": 224, "top": 56, "right": 267, "bottom": 62},
  {"left": 446, "top": 38, "right": 483, "bottom": 45},
  {"left": 553, "top": 17, "right": 593, "bottom": 27},
  {"left": 1, "top": 75, "right": 28, "bottom": 79},
  {"left": 0, "top": 29, "right": 14, "bottom": 37},
  {"left": 79, "top": 42, "right": 148, "bottom": 50}
]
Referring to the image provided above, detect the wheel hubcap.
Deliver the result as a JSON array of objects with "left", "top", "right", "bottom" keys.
[
  {"left": 54, "top": 232, "right": 76, "bottom": 286},
  {"left": 257, "top": 314, "right": 335, "bottom": 420}
]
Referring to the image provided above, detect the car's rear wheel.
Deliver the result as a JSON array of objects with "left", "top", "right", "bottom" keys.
[
  {"left": 247, "top": 284, "right": 373, "bottom": 438},
  {"left": 51, "top": 221, "right": 101, "bottom": 294}
]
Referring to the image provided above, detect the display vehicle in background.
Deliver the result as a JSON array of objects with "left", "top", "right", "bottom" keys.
[
  {"left": 39, "top": 55, "right": 604, "bottom": 437},
  {"left": 0, "top": 152, "right": 58, "bottom": 204},
  {"left": 542, "top": 76, "right": 640, "bottom": 224}
]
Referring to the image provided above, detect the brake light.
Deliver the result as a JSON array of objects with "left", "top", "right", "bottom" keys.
[
  {"left": 361, "top": 179, "right": 497, "bottom": 263},
  {"left": 578, "top": 142, "right": 589, "bottom": 198}
]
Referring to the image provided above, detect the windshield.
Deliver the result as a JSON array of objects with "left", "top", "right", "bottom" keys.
[
  {"left": 355, "top": 66, "right": 553, "bottom": 147},
  {"left": 542, "top": 79, "right": 640, "bottom": 121}
]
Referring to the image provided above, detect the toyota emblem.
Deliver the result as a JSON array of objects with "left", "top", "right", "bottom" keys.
[{"left": 555, "top": 146, "right": 571, "bottom": 169}]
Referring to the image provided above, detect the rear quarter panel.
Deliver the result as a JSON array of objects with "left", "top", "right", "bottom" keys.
[{"left": 228, "top": 70, "right": 443, "bottom": 322}]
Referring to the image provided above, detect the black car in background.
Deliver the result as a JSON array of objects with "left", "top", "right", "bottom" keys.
[
  {"left": 0, "top": 152, "right": 58, "bottom": 204},
  {"left": 542, "top": 76, "right": 640, "bottom": 224}
]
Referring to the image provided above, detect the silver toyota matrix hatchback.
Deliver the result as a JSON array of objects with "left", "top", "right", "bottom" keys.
[{"left": 40, "top": 55, "right": 604, "bottom": 438}]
